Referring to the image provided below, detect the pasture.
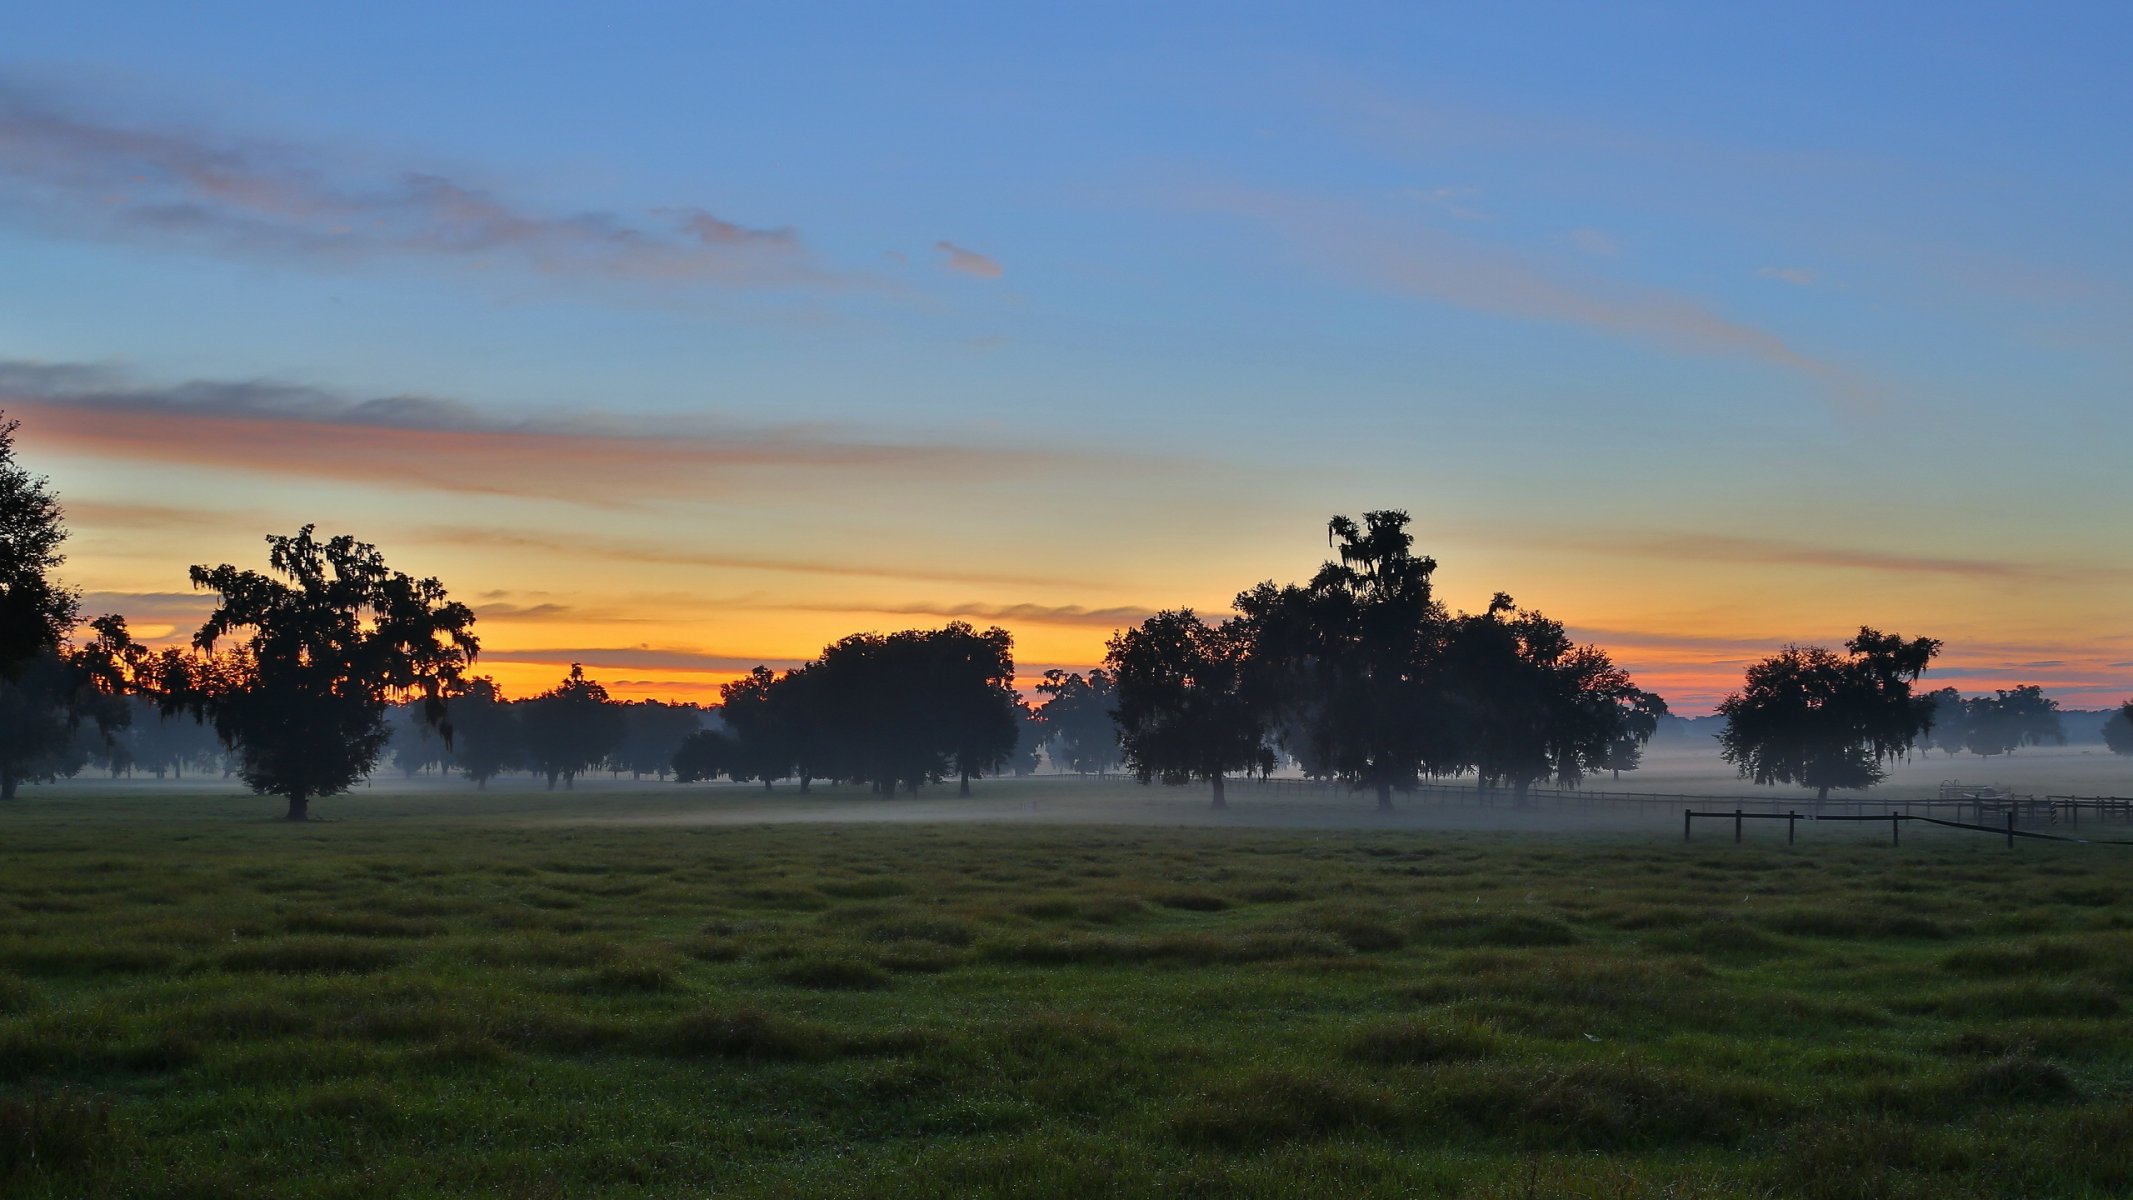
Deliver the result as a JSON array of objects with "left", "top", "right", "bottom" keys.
[{"left": 3, "top": 780, "right": 2133, "bottom": 1198}]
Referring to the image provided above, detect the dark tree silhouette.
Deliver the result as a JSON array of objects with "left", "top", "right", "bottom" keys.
[
  {"left": 0, "top": 413, "right": 140, "bottom": 798},
  {"left": 161, "top": 528, "right": 478, "bottom": 819},
  {"left": 928, "top": 622, "right": 1020, "bottom": 796},
  {"left": 1237, "top": 511, "right": 1453, "bottom": 810},
  {"left": 449, "top": 677, "right": 522, "bottom": 788},
  {"left": 1960, "top": 685, "right": 2065, "bottom": 758},
  {"left": 520, "top": 664, "right": 622, "bottom": 789},
  {"left": 672, "top": 727, "right": 736, "bottom": 783},
  {"left": 1601, "top": 689, "right": 1669, "bottom": 778},
  {"left": 2104, "top": 701, "right": 2133, "bottom": 757},
  {"left": 1034, "top": 668, "right": 1121, "bottom": 775},
  {"left": 1918, "top": 686, "right": 1968, "bottom": 756},
  {"left": 1717, "top": 628, "right": 1941, "bottom": 804},
  {"left": 1007, "top": 701, "right": 1044, "bottom": 776},
  {"left": 716, "top": 665, "right": 801, "bottom": 789},
  {"left": 0, "top": 413, "right": 78, "bottom": 681},
  {"left": 1445, "top": 597, "right": 1640, "bottom": 804},
  {"left": 1106, "top": 610, "right": 1270, "bottom": 808},
  {"left": 613, "top": 699, "right": 704, "bottom": 779}
]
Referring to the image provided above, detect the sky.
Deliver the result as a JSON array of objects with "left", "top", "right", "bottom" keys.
[{"left": 3, "top": 2, "right": 2129, "bottom": 712}]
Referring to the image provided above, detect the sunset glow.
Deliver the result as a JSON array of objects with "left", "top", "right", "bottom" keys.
[{"left": 5, "top": 6, "right": 2128, "bottom": 714}]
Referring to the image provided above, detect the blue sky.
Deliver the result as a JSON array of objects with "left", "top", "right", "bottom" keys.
[{"left": 3, "top": 2, "right": 2128, "bottom": 708}]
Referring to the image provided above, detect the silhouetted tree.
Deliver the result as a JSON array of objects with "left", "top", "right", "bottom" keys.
[
  {"left": 2104, "top": 701, "right": 2133, "bottom": 756},
  {"left": 1445, "top": 597, "right": 1640, "bottom": 804},
  {"left": 1717, "top": 629, "right": 1941, "bottom": 804},
  {"left": 1237, "top": 511, "right": 1453, "bottom": 810},
  {"left": 672, "top": 727, "right": 737, "bottom": 783},
  {"left": 1918, "top": 686, "right": 1968, "bottom": 756},
  {"left": 1034, "top": 669, "right": 1121, "bottom": 774},
  {"left": 520, "top": 664, "right": 622, "bottom": 789},
  {"left": 1007, "top": 701, "right": 1044, "bottom": 776},
  {"left": 450, "top": 676, "right": 521, "bottom": 788},
  {"left": 1106, "top": 610, "right": 1270, "bottom": 808},
  {"left": 716, "top": 666, "right": 801, "bottom": 789},
  {"left": 613, "top": 699, "right": 704, "bottom": 779},
  {"left": 1601, "top": 689, "right": 1669, "bottom": 779},
  {"left": 159, "top": 528, "right": 478, "bottom": 819},
  {"left": 927, "top": 622, "right": 1020, "bottom": 796},
  {"left": 0, "top": 413, "right": 139, "bottom": 798},
  {"left": 1961, "top": 685, "right": 2065, "bottom": 758}
]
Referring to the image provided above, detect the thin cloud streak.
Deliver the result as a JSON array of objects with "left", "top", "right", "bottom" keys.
[
  {"left": 0, "top": 77, "right": 835, "bottom": 288},
  {"left": 934, "top": 240, "right": 1003, "bottom": 278},
  {"left": 1176, "top": 184, "right": 1847, "bottom": 385},
  {"left": 1, "top": 360, "right": 1068, "bottom": 504},
  {"left": 786, "top": 599, "right": 1158, "bottom": 628},
  {"left": 417, "top": 527, "right": 1083, "bottom": 590}
]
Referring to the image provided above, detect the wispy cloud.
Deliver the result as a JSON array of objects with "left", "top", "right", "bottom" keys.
[
  {"left": 480, "top": 645, "right": 790, "bottom": 674},
  {"left": 416, "top": 526, "right": 1079, "bottom": 590},
  {"left": 1405, "top": 185, "right": 1492, "bottom": 222},
  {"left": 1757, "top": 266, "right": 1818, "bottom": 286},
  {"left": 935, "top": 240, "right": 1003, "bottom": 279},
  {"left": 0, "top": 77, "right": 832, "bottom": 287},
  {"left": 1590, "top": 532, "right": 2132, "bottom": 585},
  {"left": 1, "top": 360, "right": 1064, "bottom": 503},
  {"left": 1178, "top": 185, "right": 1845, "bottom": 385},
  {"left": 789, "top": 599, "right": 1157, "bottom": 628}
]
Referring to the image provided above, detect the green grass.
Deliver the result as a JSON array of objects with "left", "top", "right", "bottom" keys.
[{"left": 3, "top": 784, "right": 2133, "bottom": 1197}]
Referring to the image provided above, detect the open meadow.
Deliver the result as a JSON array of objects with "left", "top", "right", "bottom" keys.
[{"left": 5, "top": 780, "right": 2133, "bottom": 1198}]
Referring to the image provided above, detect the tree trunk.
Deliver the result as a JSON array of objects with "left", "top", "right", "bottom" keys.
[
  {"left": 286, "top": 792, "right": 309, "bottom": 822},
  {"left": 1210, "top": 773, "right": 1226, "bottom": 809},
  {"left": 1376, "top": 780, "right": 1393, "bottom": 811},
  {"left": 799, "top": 774, "right": 811, "bottom": 794},
  {"left": 764, "top": 778, "right": 774, "bottom": 792},
  {"left": 1, "top": 772, "right": 16, "bottom": 801},
  {"left": 959, "top": 768, "right": 972, "bottom": 797},
  {"left": 1514, "top": 778, "right": 1531, "bottom": 809}
]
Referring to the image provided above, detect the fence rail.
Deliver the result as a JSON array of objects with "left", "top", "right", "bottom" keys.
[
  {"left": 1682, "top": 806, "right": 2133, "bottom": 848},
  {"left": 1198, "top": 773, "right": 2133, "bottom": 827}
]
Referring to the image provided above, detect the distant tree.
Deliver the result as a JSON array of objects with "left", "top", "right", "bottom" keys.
[
  {"left": 1600, "top": 689, "right": 1670, "bottom": 779},
  {"left": 450, "top": 677, "right": 521, "bottom": 788},
  {"left": 613, "top": 699, "right": 704, "bottom": 780},
  {"left": 716, "top": 666, "right": 801, "bottom": 789},
  {"left": 1106, "top": 610, "right": 1271, "bottom": 808},
  {"left": 2103, "top": 701, "right": 2133, "bottom": 756},
  {"left": 160, "top": 528, "right": 479, "bottom": 820},
  {"left": 520, "top": 664, "right": 622, "bottom": 789},
  {"left": 672, "top": 728, "right": 736, "bottom": 783},
  {"left": 1444, "top": 597, "right": 1640, "bottom": 804},
  {"left": 1007, "top": 701, "right": 1044, "bottom": 776},
  {"left": 1961, "top": 685, "right": 2065, "bottom": 758},
  {"left": 1034, "top": 669, "right": 1121, "bottom": 774},
  {"left": 927, "top": 622, "right": 1020, "bottom": 796},
  {"left": 1716, "top": 629, "right": 1941, "bottom": 804},
  {"left": 1918, "top": 687, "right": 1969, "bottom": 756},
  {"left": 389, "top": 702, "right": 451, "bottom": 777},
  {"left": 1236, "top": 511, "right": 1453, "bottom": 810}
]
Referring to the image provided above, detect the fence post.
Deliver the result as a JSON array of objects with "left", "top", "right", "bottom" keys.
[
  {"left": 1734, "top": 808, "right": 1743, "bottom": 844},
  {"left": 2006, "top": 808, "right": 2015, "bottom": 849},
  {"left": 1788, "top": 811, "right": 1797, "bottom": 844},
  {"left": 1891, "top": 813, "right": 1900, "bottom": 847},
  {"left": 1683, "top": 809, "right": 1692, "bottom": 842}
]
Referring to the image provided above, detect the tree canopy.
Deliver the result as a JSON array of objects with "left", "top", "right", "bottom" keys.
[
  {"left": 2105, "top": 701, "right": 2133, "bottom": 757},
  {"left": 1716, "top": 629, "right": 1941, "bottom": 802},
  {"left": 164, "top": 527, "right": 479, "bottom": 819},
  {"left": 1106, "top": 609, "right": 1270, "bottom": 808}
]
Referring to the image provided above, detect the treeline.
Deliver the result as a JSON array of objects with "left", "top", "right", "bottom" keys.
[
  {"left": 5, "top": 403, "right": 2129, "bottom": 819},
  {"left": 383, "top": 672, "right": 709, "bottom": 788}
]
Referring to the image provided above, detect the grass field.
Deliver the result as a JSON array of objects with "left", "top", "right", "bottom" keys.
[{"left": 4, "top": 782, "right": 2133, "bottom": 1198}]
